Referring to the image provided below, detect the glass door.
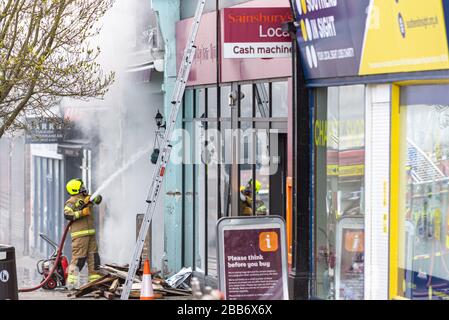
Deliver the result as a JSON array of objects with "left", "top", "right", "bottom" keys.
[
  {"left": 395, "top": 84, "right": 449, "bottom": 300},
  {"left": 313, "top": 85, "right": 366, "bottom": 300}
]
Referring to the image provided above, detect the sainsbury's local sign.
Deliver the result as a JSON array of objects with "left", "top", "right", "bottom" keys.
[{"left": 223, "top": 7, "right": 293, "bottom": 59}]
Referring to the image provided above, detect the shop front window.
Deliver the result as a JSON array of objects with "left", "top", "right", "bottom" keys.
[
  {"left": 398, "top": 85, "right": 449, "bottom": 300},
  {"left": 194, "top": 88, "right": 206, "bottom": 271},
  {"left": 314, "top": 85, "right": 366, "bottom": 300},
  {"left": 183, "top": 89, "right": 194, "bottom": 267}
]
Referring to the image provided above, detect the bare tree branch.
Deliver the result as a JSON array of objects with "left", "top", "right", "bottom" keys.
[{"left": 0, "top": 0, "right": 115, "bottom": 137}]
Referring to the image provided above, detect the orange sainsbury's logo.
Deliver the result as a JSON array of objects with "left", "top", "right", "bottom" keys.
[{"left": 227, "top": 12, "right": 293, "bottom": 24}]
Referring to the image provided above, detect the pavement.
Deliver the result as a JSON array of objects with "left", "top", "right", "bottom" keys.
[
  {"left": 15, "top": 255, "right": 193, "bottom": 300},
  {"left": 19, "top": 289, "right": 75, "bottom": 300},
  {"left": 16, "top": 255, "right": 97, "bottom": 300}
]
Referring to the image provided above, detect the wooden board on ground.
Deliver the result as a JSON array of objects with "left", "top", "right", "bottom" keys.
[
  {"left": 103, "top": 291, "right": 116, "bottom": 300},
  {"left": 100, "top": 265, "right": 142, "bottom": 282},
  {"left": 109, "top": 279, "right": 120, "bottom": 293},
  {"left": 71, "top": 275, "right": 115, "bottom": 298},
  {"left": 158, "top": 288, "right": 191, "bottom": 296}
]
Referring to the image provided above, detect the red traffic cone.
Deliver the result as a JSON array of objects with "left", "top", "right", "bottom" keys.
[{"left": 140, "top": 259, "right": 155, "bottom": 300}]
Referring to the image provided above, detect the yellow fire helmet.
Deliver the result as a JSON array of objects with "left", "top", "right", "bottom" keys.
[
  {"left": 66, "top": 178, "right": 86, "bottom": 195},
  {"left": 253, "top": 179, "right": 261, "bottom": 193},
  {"left": 243, "top": 179, "right": 262, "bottom": 193}
]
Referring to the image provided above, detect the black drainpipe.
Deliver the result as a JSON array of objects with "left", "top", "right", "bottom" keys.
[{"left": 286, "top": 0, "right": 311, "bottom": 300}]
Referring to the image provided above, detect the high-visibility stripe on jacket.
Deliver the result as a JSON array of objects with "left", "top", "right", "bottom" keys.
[
  {"left": 64, "top": 194, "right": 96, "bottom": 240},
  {"left": 71, "top": 229, "right": 96, "bottom": 238}
]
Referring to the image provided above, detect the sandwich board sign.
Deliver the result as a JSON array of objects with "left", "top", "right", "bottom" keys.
[{"left": 217, "top": 216, "right": 289, "bottom": 300}]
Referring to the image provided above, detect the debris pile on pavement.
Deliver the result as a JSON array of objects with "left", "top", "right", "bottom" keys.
[
  {"left": 166, "top": 269, "right": 223, "bottom": 300},
  {"left": 68, "top": 264, "right": 192, "bottom": 300},
  {"left": 165, "top": 267, "right": 193, "bottom": 290}
]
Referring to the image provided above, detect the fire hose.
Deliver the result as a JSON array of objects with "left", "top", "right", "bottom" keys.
[{"left": 18, "top": 221, "right": 73, "bottom": 293}]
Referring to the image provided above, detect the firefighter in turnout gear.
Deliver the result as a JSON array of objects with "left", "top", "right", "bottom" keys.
[
  {"left": 239, "top": 179, "right": 267, "bottom": 216},
  {"left": 64, "top": 178, "right": 103, "bottom": 288}
]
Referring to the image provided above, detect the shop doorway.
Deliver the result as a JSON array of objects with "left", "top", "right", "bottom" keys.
[
  {"left": 222, "top": 81, "right": 288, "bottom": 218},
  {"left": 223, "top": 132, "right": 288, "bottom": 218},
  {"left": 182, "top": 80, "right": 289, "bottom": 275},
  {"left": 32, "top": 156, "right": 65, "bottom": 258},
  {"left": 393, "top": 84, "right": 449, "bottom": 300}
]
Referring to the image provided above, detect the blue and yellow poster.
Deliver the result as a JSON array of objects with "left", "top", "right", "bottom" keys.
[{"left": 295, "top": 0, "right": 449, "bottom": 79}]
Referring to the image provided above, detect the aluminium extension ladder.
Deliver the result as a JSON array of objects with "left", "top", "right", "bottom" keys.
[{"left": 120, "top": 0, "right": 207, "bottom": 300}]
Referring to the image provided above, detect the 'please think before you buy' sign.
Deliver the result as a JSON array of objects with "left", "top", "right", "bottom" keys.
[
  {"left": 217, "top": 216, "right": 289, "bottom": 300},
  {"left": 223, "top": 7, "right": 293, "bottom": 59}
]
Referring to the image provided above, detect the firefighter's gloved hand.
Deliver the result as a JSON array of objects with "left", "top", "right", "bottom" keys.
[
  {"left": 75, "top": 199, "right": 85, "bottom": 208},
  {"left": 93, "top": 195, "right": 102, "bottom": 205},
  {"left": 81, "top": 207, "right": 91, "bottom": 217},
  {"left": 84, "top": 195, "right": 94, "bottom": 207}
]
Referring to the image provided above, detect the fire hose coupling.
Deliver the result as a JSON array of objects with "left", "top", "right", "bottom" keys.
[{"left": 92, "top": 195, "right": 103, "bottom": 205}]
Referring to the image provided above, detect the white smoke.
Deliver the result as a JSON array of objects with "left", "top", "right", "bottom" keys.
[{"left": 65, "top": 0, "right": 164, "bottom": 266}]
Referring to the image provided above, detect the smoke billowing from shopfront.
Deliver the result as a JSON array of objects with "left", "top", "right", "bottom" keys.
[{"left": 66, "top": 0, "right": 164, "bottom": 266}]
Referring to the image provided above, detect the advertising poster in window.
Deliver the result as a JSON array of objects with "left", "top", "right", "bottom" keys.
[
  {"left": 336, "top": 226, "right": 365, "bottom": 300},
  {"left": 217, "top": 217, "right": 289, "bottom": 300}
]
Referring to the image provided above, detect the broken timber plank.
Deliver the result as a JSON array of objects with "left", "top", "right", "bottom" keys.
[
  {"left": 105, "top": 264, "right": 129, "bottom": 271},
  {"left": 109, "top": 279, "right": 120, "bottom": 293},
  {"left": 74, "top": 276, "right": 116, "bottom": 298},
  {"left": 100, "top": 265, "right": 141, "bottom": 283},
  {"left": 158, "top": 288, "right": 191, "bottom": 296},
  {"left": 77, "top": 275, "right": 115, "bottom": 291},
  {"left": 129, "top": 290, "right": 141, "bottom": 299},
  {"left": 93, "top": 290, "right": 103, "bottom": 299},
  {"left": 103, "top": 291, "right": 116, "bottom": 300}
]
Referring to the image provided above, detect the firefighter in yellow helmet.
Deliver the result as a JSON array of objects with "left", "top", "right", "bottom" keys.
[
  {"left": 239, "top": 179, "right": 267, "bottom": 216},
  {"left": 64, "top": 178, "right": 103, "bottom": 288}
]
